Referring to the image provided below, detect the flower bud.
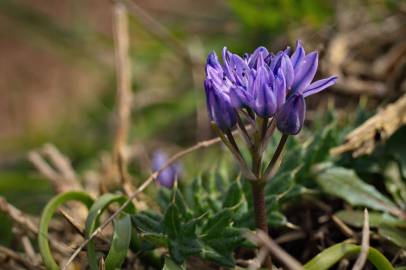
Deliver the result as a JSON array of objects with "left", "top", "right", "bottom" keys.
[
  {"left": 276, "top": 94, "right": 306, "bottom": 135},
  {"left": 204, "top": 79, "right": 237, "bottom": 131}
]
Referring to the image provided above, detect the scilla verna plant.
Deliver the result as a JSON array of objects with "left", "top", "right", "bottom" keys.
[{"left": 204, "top": 40, "right": 337, "bottom": 266}]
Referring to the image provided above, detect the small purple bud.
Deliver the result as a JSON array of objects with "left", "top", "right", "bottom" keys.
[
  {"left": 152, "top": 151, "right": 181, "bottom": 189},
  {"left": 276, "top": 94, "right": 306, "bottom": 135},
  {"left": 204, "top": 79, "right": 237, "bottom": 131}
]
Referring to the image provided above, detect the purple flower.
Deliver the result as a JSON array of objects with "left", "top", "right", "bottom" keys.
[
  {"left": 152, "top": 151, "right": 181, "bottom": 189},
  {"left": 204, "top": 41, "right": 337, "bottom": 135},
  {"left": 276, "top": 41, "right": 337, "bottom": 135}
]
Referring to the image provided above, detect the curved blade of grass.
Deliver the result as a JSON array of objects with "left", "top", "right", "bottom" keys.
[
  {"left": 85, "top": 193, "right": 135, "bottom": 270},
  {"left": 104, "top": 214, "right": 132, "bottom": 270},
  {"left": 304, "top": 242, "right": 394, "bottom": 270},
  {"left": 38, "top": 191, "right": 94, "bottom": 270}
]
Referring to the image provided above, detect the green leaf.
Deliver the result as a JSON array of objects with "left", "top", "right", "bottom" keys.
[
  {"left": 163, "top": 204, "right": 181, "bottom": 238},
  {"left": 335, "top": 210, "right": 406, "bottom": 228},
  {"left": 85, "top": 193, "right": 135, "bottom": 270},
  {"left": 222, "top": 179, "right": 243, "bottom": 208},
  {"left": 304, "top": 242, "right": 394, "bottom": 270},
  {"left": 315, "top": 166, "right": 402, "bottom": 216},
  {"left": 267, "top": 211, "right": 287, "bottom": 227},
  {"left": 132, "top": 211, "right": 163, "bottom": 234},
  {"left": 168, "top": 237, "right": 201, "bottom": 264},
  {"left": 104, "top": 214, "right": 132, "bottom": 270},
  {"left": 200, "top": 245, "right": 234, "bottom": 267},
  {"left": 163, "top": 257, "right": 185, "bottom": 270},
  {"left": 173, "top": 189, "right": 190, "bottom": 219},
  {"left": 142, "top": 232, "right": 168, "bottom": 247},
  {"left": 38, "top": 191, "right": 94, "bottom": 270},
  {"left": 379, "top": 224, "right": 406, "bottom": 248},
  {"left": 201, "top": 209, "right": 232, "bottom": 237}
]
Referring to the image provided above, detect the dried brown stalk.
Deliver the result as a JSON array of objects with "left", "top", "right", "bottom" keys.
[
  {"left": 352, "top": 209, "right": 370, "bottom": 270},
  {"left": 246, "top": 230, "right": 304, "bottom": 270},
  {"left": 0, "top": 245, "right": 44, "bottom": 270},
  {"left": 28, "top": 144, "right": 81, "bottom": 193},
  {"left": 112, "top": 2, "right": 135, "bottom": 197},
  {"left": 0, "top": 196, "right": 71, "bottom": 255},
  {"left": 331, "top": 93, "right": 406, "bottom": 157}
]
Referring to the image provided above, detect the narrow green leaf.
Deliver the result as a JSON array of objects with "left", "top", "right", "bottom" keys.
[
  {"left": 379, "top": 224, "right": 406, "bottom": 248},
  {"left": 222, "top": 179, "right": 243, "bottom": 208},
  {"left": 304, "top": 242, "right": 394, "bottom": 270},
  {"left": 201, "top": 209, "right": 232, "bottom": 237},
  {"left": 85, "top": 193, "right": 135, "bottom": 270},
  {"left": 104, "top": 214, "right": 132, "bottom": 270},
  {"left": 38, "top": 191, "right": 94, "bottom": 270},
  {"left": 335, "top": 210, "right": 406, "bottom": 228},
  {"left": 315, "top": 166, "right": 401, "bottom": 216}
]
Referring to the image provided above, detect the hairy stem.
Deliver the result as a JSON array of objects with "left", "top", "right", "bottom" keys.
[
  {"left": 251, "top": 123, "right": 273, "bottom": 269},
  {"left": 251, "top": 181, "right": 273, "bottom": 269}
]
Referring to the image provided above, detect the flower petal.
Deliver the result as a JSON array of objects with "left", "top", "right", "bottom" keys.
[
  {"left": 229, "top": 86, "right": 252, "bottom": 109},
  {"left": 280, "top": 54, "right": 294, "bottom": 89},
  {"left": 274, "top": 68, "right": 286, "bottom": 109},
  {"left": 291, "top": 52, "right": 318, "bottom": 94},
  {"left": 303, "top": 76, "right": 337, "bottom": 97},
  {"left": 290, "top": 40, "right": 305, "bottom": 69},
  {"left": 248, "top": 46, "right": 269, "bottom": 69}
]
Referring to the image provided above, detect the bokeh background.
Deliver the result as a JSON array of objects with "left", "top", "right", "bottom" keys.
[{"left": 0, "top": 0, "right": 405, "bottom": 248}]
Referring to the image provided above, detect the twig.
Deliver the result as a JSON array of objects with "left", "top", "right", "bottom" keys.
[
  {"left": 0, "top": 245, "right": 44, "bottom": 270},
  {"left": 28, "top": 145, "right": 81, "bottom": 193},
  {"left": 247, "top": 230, "right": 304, "bottom": 270},
  {"left": 331, "top": 93, "right": 406, "bottom": 157},
  {"left": 28, "top": 151, "right": 62, "bottom": 190},
  {"left": 42, "top": 144, "right": 77, "bottom": 183},
  {"left": 352, "top": 209, "right": 370, "bottom": 270},
  {"left": 59, "top": 209, "right": 85, "bottom": 237},
  {"left": 248, "top": 246, "right": 268, "bottom": 270},
  {"left": 331, "top": 215, "right": 355, "bottom": 238},
  {"left": 21, "top": 236, "right": 38, "bottom": 263},
  {"left": 0, "top": 196, "right": 71, "bottom": 255}
]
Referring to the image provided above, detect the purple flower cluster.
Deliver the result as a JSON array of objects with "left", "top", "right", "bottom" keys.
[{"left": 204, "top": 41, "right": 337, "bottom": 135}]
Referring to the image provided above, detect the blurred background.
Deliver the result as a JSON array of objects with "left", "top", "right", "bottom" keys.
[{"left": 0, "top": 0, "right": 405, "bottom": 236}]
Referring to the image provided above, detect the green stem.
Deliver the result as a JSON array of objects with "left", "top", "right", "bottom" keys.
[{"left": 263, "top": 134, "right": 288, "bottom": 180}]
